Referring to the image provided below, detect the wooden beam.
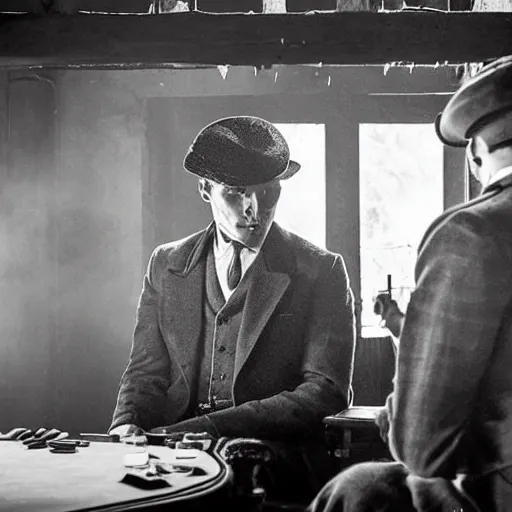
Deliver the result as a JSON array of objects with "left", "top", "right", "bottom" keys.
[
  {"left": 0, "top": 12, "right": 511, "bottom": 68},
  {"left": 86, "top": 65, "right": 459, "bottom": 98}
]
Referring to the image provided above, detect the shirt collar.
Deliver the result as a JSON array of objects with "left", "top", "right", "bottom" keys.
[
  {"left": 487, "top": 165, "right": 512, "bottom": 187},
  {"left": 214, "top": 224, "right": 264, "bottom": 255}
]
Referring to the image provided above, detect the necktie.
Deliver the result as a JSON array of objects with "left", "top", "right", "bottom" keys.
[{"left": 227, "top": 241, "right": 243, "bottom": 290}]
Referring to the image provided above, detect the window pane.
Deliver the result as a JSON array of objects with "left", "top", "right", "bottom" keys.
[
  {"left": 359, "top": 123, "right": 444, "bottom": 334},
  {"left": 274, "top": 124, "right": 326, "bottom": 248}
]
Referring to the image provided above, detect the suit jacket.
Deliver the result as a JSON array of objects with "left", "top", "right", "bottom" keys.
[
  {"left": 388, "top": 173, "right": 512, "bottom": 487},
  {"left": 110, "top": 222, "right": 356, "bottom": 441}
]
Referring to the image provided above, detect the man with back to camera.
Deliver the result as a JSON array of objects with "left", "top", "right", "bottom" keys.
[
  {"left": 308, "top": 55, "right": 512, "bottom": 512},
  {"left": 109, "top": 116, "right": 356, "bottom": 500}
]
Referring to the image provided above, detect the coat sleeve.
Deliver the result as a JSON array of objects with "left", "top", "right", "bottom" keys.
[
  {"left": 109, "top": 248, "right": 172, "bottom": 431},
  {"left": 388, "top": 209, "right": 512, "bottom": 478},
  {"left": 204, "top": 254, "right": 356, "bottom": 440}
]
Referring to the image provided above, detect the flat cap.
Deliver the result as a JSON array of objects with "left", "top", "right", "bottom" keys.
[
  {"left": 436, "top": 55, "right": 512, "bottom": 150},
  {"left": 183, "top": 116, "right": 300, "bottom": 186}
]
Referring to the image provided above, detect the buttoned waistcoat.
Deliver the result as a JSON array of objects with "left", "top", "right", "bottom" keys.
[{"left": 195, "top": 242, "right": 255, "bottom": 407}]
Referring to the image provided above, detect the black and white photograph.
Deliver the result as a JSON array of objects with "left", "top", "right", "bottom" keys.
[{"left": 0, "top": 1, "right": 511, "bottom": 511}]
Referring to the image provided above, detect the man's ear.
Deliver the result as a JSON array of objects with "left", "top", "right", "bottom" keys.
[
  {"left": 468, "top": 136, "right": 493, "bottom": 185},
  {"left": 198, "top": 179, "right": 212, "bottom": 203}
]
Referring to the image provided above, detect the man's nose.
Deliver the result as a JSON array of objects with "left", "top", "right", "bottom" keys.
[{"left": 243, "top": 192, "right": 259, "bottom": 221}]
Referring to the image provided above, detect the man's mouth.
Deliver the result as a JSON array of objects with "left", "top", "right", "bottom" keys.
[{"left": 239, "top": 224, "right": 260, "bottom": 231}]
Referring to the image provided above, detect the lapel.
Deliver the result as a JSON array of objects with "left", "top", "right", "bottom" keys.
[
  {"left": 234, "top": 223, "right": 296, "bottom": 377},
  {"left": 161, "top": 223, "right": 214, "bottom": 380}
]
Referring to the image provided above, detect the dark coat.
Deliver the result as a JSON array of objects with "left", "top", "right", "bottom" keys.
[{"left": 110, "top": 222, "right": 356, "bottom": 441}]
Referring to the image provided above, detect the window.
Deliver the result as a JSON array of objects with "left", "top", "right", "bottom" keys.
[
  {"left": 274, "top": 123, "right": 326, "bottom": 248},
  {"left": 359, "top": 123, "right": 444, "bottom": 336}
]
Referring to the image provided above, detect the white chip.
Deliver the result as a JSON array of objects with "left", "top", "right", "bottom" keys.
[
  {"left": 124, "top": 452, "right": 150, "bottom": 468},
  {"left": 172, "top": 448, "right": 200, "bottom": 459}
]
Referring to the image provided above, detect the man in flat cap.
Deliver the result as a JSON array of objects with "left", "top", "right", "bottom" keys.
[
  {"left": 308, "top": 55, "right": 512, "bottom": 512},
  {"left": 109, "top": 116, "right": 356, "bottom": 500}
]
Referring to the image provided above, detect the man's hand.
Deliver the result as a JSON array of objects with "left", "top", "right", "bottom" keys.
[
  {"left": 375, "top": 407, "right": 390, "bottom": 444},
  {"left": 109, "top": 424, "right": 146, "bottom": 442},
  {"left": 374, "top": 294, "right": 405, "bottom": 339},
  {"left": 375, "top": 393, "right": 394, "bottom": 445}
]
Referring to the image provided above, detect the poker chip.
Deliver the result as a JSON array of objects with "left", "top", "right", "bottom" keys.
[
  {"left": 25, "top": 441, "right": 47, "bottom": 450},
  {"left": 0, "top": 428, "right": 30, "bottom": 441},
  {"left": 49, "top": 447, "right": 77, "bottom": 454}
]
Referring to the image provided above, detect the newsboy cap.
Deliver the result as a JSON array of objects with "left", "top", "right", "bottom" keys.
[
  {"left": 436, "top": 55, "right": 512, "bottom": 150},
  {"left": 183, "top": 116, "right": 301, "bottom": 186}
]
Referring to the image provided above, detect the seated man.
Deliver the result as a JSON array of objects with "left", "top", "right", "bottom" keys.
[
  {"left": 109, "top": 116, "right": 356, "bottom": 501},
  {"left": 309, "top": 55, "right": 512, "bottom": 512}
]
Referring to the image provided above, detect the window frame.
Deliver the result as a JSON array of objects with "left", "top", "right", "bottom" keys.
[{"left": 326, "top": 93, "right": 466, "bottom": 338}]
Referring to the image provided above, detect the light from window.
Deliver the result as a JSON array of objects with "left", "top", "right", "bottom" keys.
[
  {"left": 359, "top": 123, "right": 444, "bottom": 336},
  {"left": 274, "top": 123, "right": 326, "bottom": 249}
]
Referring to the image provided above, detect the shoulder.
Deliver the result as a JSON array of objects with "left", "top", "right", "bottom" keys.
[
  {"left": 153, "top": 230, "right": 204, "bottom": 257},
  {"left": 421, "top": 187, "right": 512, "bottom": 249},
  {"left": 275, "top": 224, "right": 337, "bottom": 257},
  {"left": 147, "top": 227, "right": 210, "bottom": 274},
  {"left": 419, "top": 187, "right": 512, "bottom": 264},
  {"left": 273, "top": 224, "right": 346, "bottom": 273}
]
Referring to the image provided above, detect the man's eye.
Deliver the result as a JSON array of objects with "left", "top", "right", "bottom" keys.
[{"left": 227, "top": 187, "right": 245, "bottom": 195}]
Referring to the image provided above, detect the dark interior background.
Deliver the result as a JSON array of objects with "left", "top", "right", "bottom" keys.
[{"left": 0, "top": 65, "right": 464, "bottom": 434}]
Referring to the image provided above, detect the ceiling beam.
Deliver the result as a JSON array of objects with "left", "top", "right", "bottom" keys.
[
  {"left": 0, "top": 12, "right": 511, "bottom": 68},
  {"left": 46, "top": 65, "right": 459, "bottom": 99}
]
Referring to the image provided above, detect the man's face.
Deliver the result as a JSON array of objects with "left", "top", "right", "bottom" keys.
[{"left": 199, "top": 179, "right": 281, "bottom": 248}]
